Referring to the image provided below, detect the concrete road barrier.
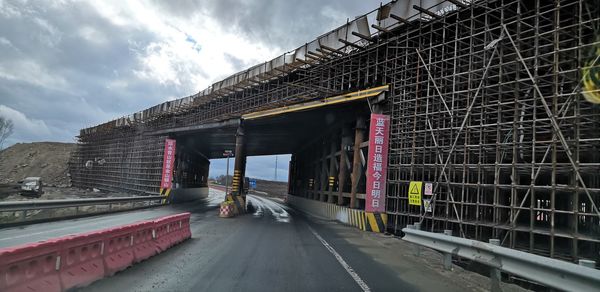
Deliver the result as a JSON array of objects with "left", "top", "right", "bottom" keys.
[{"left": 287, "top": 195, "right": 387, "bottom": 233}]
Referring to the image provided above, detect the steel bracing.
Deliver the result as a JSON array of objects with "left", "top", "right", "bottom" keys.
[{"left": 70, "top": 0, "right": 600, "bottom": 262}]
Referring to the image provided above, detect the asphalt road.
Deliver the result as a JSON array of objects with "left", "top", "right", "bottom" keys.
[
  {"left": 0, "top": 189, "right": 221, "bottom": 248},
  {"left": 80, "top": 192, "right": 418, "bottom": 292},
  {"left": 1, "top": 189, "right": 488, "bottom": 291},
  {"left": 0, "top": 205, "right": 191, "bottom": 248}
]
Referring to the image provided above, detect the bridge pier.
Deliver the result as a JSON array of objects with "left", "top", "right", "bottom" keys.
[{"left": 230, "top": 123, "right": 247, "bottom": 212}]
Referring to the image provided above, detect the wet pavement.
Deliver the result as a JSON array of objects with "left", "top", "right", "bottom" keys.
[{"left": 2, "top": 188, "right": 502, "bottom": 292}]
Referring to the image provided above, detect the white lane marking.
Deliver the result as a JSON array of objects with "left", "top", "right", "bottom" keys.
[{"left": 307, "top": 225, "right": 371, "bottom": 292}]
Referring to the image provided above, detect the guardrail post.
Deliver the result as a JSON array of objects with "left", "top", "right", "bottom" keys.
[
  {"left": 0, "top": 195, "right": 170, "bottom": 225},
  {"left": 578, "top": 259, "right": 596, "bottom": 268},
  {"left": 489, "top": 239, "right": 502, "bottom": 292},
  {"left": 442, "top": 230, "right": 453, "bottom": 270},
  {"left": 401, "top": 227, "right": 600, "bottom": 291},
  {"left": 413, "top": 223, "right": 422, "bottom": 256}
]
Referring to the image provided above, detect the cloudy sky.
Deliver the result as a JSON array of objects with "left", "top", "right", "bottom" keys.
[{"left": 0, "top": 0, "right": 375, "bottom": 181}]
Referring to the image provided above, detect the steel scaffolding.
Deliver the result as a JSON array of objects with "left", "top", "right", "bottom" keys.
[{"left": 71, "top": 0, "right": 600, "bottom": 262}]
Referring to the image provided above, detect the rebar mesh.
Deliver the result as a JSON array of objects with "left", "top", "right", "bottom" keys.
[{"left": 70, "top": 0, "right": 600, "bottom": 262}]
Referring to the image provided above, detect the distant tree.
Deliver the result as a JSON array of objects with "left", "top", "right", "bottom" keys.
[
  {"left": 215, "top": 174, "right": 233, "bottom": 186},
  {"left": 0, "top": 116, "right": 14, "bottom": 150}
]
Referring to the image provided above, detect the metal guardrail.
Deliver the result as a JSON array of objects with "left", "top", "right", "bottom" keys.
[
  {"left": 402, "top": 227, "right": 600, "bottom": 292},
  {"left": 0, "top": 196, "right": 165, "bottom": 225}
]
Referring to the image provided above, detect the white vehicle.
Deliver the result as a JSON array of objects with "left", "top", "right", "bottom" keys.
[{"left": 20, "top": 177, "right": 43, "bottom": 197}]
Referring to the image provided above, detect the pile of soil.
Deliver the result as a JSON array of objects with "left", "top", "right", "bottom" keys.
[{"left": 0, "top": 142, "right": 76, "bottom": 186}]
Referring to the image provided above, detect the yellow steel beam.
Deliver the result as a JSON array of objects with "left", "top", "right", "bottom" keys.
[{"left": 242, "top": 85, "right": 388, "bottom": 120}]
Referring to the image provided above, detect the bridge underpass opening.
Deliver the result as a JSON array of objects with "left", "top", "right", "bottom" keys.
[
  {"left": 170, "top": 93, "right": 377, "bottom": 209},
  {"left": 207, "top": 154, "right": 291, "bottom": 196}
]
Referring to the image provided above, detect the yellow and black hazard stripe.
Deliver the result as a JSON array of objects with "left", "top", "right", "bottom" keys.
[
  {"left": 226, "top": 194, "right": 246, "bottom": 214},
  {"left": 328, "top": 176, "right": 335, "bottom": 189},
  {"left": 364, "top": 212, "right": 387, "bottom": 233},
  {"left": 347, "top": 209, "right": 366, "bottom": 231},
  {"left": 159, "top": 187, "right": 171, "bottom": 204},
  {"left": 231, "top": 170, "right": 242, "bottom": 195}
]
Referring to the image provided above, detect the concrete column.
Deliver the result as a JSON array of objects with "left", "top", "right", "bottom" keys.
[
  {"left": 232, "top": 124, "right": 246, "bottom": 196},
  {"left": 338, "top": 126, "right": 351, "bottom": 205},
  {"left": 350, "top": 116, "right": 366, "bottom": 209}
]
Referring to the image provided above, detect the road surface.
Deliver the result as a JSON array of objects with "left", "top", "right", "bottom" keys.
[
  {"left": 1, "top": 188, "right": 499, "bottom": 291},
  {"left": 78, "top": 193, "right": 413, "bottom": 291},
  {"left": 0, "top": 189, "right": 223, "bottom": 248}
]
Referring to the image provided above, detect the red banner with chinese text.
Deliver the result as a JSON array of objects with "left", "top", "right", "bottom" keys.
[
  {"left": 365, "top": 114, "right": 390, "bottom": 213},
  {"left": 161, "top": 138, "right": 176, "bottom": 189}
]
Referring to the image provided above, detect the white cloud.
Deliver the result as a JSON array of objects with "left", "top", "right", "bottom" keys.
[
  {"left": 0, "top": 105, "right": 52, "bottom": 142},
  {"left": 0, "top": 60, "right": 69, "bottom": 91},
  {"left": 0, "top": 0, "right": 373, "bottom": 149},
  {"left": 0, "top": 0, "right": 27, "bottom": 18},
  {"left": 32, "top": 17, "right": 62, "bottom": 48},
  {"left": 0, "top": 37, "right": 12, "bottom": 46},
  {"left": 78, "top": 26, "right": 107, "bottom": 45},
  {"left": 87, "top": 0, "right": 279, "bottom": 93}
]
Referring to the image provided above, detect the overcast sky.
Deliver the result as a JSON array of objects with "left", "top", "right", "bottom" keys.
[{"left": 0, "top": 0, "right": 375, "bottom": 181}]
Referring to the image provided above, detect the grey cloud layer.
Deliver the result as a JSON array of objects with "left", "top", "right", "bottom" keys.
[
  {"left": 0, "top": 0, "right": 373, "bottom": 181},
  {"left": 152, "top": 0, "right": 372, "bottom": 51}
]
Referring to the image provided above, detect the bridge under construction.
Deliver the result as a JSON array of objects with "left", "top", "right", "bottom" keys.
[{"left": 68, "top": 0, "right": 600, "bottom": 264}]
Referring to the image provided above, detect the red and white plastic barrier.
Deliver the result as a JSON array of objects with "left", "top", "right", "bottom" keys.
[
  {"left": 102, "top": 225, "right": 135, "bottom": 276},
  {"left": 58, "top": 232, "right": 106, "bottom": 289},
  {"left": 0, "top": 212, "right": 191, "bottom": 292},
  {"left": 0, "top": 240, "right": 62, "bottom": 292},
  {"left": 131, "top": 221, "right": 157, "bottom": 263}
]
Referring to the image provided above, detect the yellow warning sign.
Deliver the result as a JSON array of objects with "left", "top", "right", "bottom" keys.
[{"left": 408, "top": 181, "right": 422, "bottom": 206}]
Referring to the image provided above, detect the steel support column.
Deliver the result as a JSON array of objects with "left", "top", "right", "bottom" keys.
[
  {"left": 319, "top": 140, "right": 328, "bottom": 202},
  {"left": 350, "top": 116, "right": 366, "bottom": 208},
  {"left": 338, "top": 126, "right": 351, "bottom": 205},
  {"left": 327, "top": 136, "right": 337, "bottom": 203}
]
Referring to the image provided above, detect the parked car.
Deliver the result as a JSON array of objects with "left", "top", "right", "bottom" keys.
[{"left": 20, "top": 177, "right": 43, "bottom": 197}]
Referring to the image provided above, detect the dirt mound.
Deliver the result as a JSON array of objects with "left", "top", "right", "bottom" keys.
[
  {"left": 253, "top": 178, "right": 288, "bottom": 197},
  {"left": 0, "top": 142, "right": 75, "bottom": 186}
]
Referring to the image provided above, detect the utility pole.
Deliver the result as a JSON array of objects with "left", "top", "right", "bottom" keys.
[
  {"left": 274, "top": 155, "right": 278, "bottom": 181},
  {"left": 223, "top": 150, "right": 233, "bottom": 194}
]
